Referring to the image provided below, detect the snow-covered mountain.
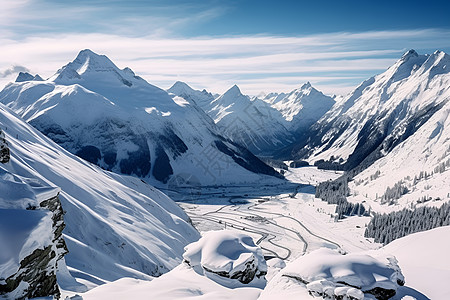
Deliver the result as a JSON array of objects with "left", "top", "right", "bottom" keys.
[
  {"left": 347, "top": 88, "right": 450, "bottom": 212},
  {"left": 287, "top": 50, "right": 450, "bottom": 172},
  {"left": 205, "top": 85, "right": 293, "bottom": 154},
  {"left": 168, "top": 81, "right": 216, "bottom": 112},
  {"left": 168, "top": 81, "right": 334, "bottom": 155},
  {"left": 260, "top": 82, "right": 335, "bottom": 133},
  {"left": 0, "top": 102, "right": 200, "bottom": 297},
  {"left": 0, "top": 50, "right": 281, "bottom": 186}
]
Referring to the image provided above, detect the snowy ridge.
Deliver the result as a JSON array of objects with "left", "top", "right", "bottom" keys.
[
  {"left": 289, "top": 50, "right": 450, "bottom": 170},
  {"left": 168, "top": 81, "right": 216, "bottom": 111},
  {"left": 262, "top": 82, "right": 335, "bottom": 132},
  {"left": 0, "top": 103, "right": 200, "bottom": 293},
  {"left": 0, "top": 50, "right": 281, "bottom": 186},
  {"left": 347, "top": 91, "right": 450, "bottom": 212},
  {"left": 207, "top": 85, "right": 293, "bottom": 154}
]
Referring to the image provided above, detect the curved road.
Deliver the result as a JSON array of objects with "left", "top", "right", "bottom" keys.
[{"left": 185, "top": 187, "right": 342, "bottom": 261}]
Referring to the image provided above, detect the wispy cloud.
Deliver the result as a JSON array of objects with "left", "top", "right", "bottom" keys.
[
  {"left": 1, "top": 29, "right": 450, "bottom": 95},
  {"left": 0, "top": 65, "right": 30, "bottom": 78},
  {"left": 0, "top": 0, "right": 229, "bottom": 37}
]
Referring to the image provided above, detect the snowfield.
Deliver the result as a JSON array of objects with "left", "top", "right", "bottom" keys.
[{"left": 0, "top": 102, "right": 200, "bottom": 296}]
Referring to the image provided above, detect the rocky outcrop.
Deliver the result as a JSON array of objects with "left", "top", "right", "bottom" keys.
[
  {"left": 0, "top": 129, "right": 10, "bottom": 163},
  {"left": 278, "top": 249, "right": 404, "bottom": 300},
  {"left": 183, "top": 231, "right": 267, "bottom": 286},
  {"left": 0, "top": 194, "right": 68, "bottom": 299}
]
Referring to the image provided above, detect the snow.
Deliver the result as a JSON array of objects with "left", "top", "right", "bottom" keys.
[
  {"left": 381, "top": 226, "right": 450, "bottom": 300},
  {"left": 167, "top": 81, "right": 216, "bottom": 111},
  {"left": 347, "top": 87, "right": 450, "bottom": 213},
  {"left": 1, "top": 49, "right": 449, "bottom": 300},
  {"left": 80, "top": 264, "right": 263, "bottom": 300},
  {"left": 79, "top": 231, "right": 268, "bottom": 300},
  {"left": 0, "top": 102, "right": 200, "bottom": 295},
  {"left": 304, "top": 50, "right": 450, "bottom": 166},
  {"left": 0, "top": 50, "right": 278, "bottom": 186},
  {"left": 206, "top": 84, "right": 292, "bottom": 153},
  {"left": 260, "top": 248, "right": 403, "bottom": 300},
  {"left": 266, "top": 82, "right": 335, "bottom": 131},
  {"left": 0, "top": 208, "right": 52, "bottom": 280},
  {"left": 183, "top": 230, "right": 267, "bottom": 286}
]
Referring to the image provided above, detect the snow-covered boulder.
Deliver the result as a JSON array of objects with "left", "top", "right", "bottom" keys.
[
  {"left": 183, "top": 231, "right": 267, "bottom": 286},
  {"left": 261, "top": 248, "right": 404, "bottom": 300},
  {"left": 0, "top": 129, "right": 9, "bottom": 163}
]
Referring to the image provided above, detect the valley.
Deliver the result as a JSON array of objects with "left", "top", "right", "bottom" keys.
[
  {"left": 1, "top": 47, "right": 449, "bottom": 299},
  {"left": 170, "top": 167, "right": 374, "bottom": 263}
]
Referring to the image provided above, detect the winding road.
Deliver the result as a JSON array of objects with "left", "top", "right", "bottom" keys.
[{"left": 181, "top": 184, "right": 342, "bottom": 261}]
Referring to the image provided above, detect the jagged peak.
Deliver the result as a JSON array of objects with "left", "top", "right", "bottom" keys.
[
  {"left": 401, "top": 49, "right": 419, "bottom": 61},
  {"left": 15, "top": 72, "right": 34, "bottom": 82},
  {"left": 71, "top": 49, "right": 119, "bottom": 74},
  {"left": 15, "top": 72, "right": 44, "bottom": 83},
  {"left": 301, "top": 81, "right": 312, "bottom": 89},
  {"left": 224, "top": 84, "right": 242, "bottom": 96},
  {"left": 50, "top": 49, "right": 142, "bottom": 88}
]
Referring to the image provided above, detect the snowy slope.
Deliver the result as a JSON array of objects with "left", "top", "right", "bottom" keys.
[
  {"left": 79, "top": 230, "right": 266, "bottom": 300},
  {"left": 0, "top": 50, "right": 281, "bottom": 186},
  {"left": 207, "top": 85, "right": 293, "bottom": 154},
  {"left": 168, "top": 81, "right": 216, "bottom": 112},
  {"left": 290, "top": 50, "right": 450, "bottom": 171},
  {"left": 168, "top": 82, "right": 334, "bottom": 155},
  {"left": 0, "top": 103, "right": 200, "bottom": 292},
  {"left": 381, "top": 226, "right": 450, "bottom": 300},
  {"left": 347, "top": 92, "right": 450, "bottom": 212},
  {"left": 261, "top": 82, "right": 335, "bottom": 133}
]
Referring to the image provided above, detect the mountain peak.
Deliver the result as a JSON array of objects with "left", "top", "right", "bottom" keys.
[
  {"left": 15, "top": 72, "right": 44, "bottom": 82},
  {"left": 71, "top": 49, "right": 118, "bottom": 74},
  {"left": 401, "top": 49, "right": 419, "bottom": 61},
  {"left": 167, "top": 81, "right": 199, "bottom": 98},
  {"left": 224, "top": 84, "right": 242, "bottom": 96},
  {"left": 51, "top": 49, "right": 141, "bottom": 88},
  {"left": 301, "top": 81, "right": 312, "bottom": 89}
]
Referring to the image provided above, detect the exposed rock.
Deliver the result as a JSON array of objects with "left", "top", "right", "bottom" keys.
[
  {"left": 0, "top": 194, "right": 68, "bottom": 299},
  {"left": 0, "top": 129, "right": 10, "bottom": 163}
]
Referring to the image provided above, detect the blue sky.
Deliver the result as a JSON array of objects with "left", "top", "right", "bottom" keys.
[{"left": 1, "top": 0, "right": 450, "bottom": 95}]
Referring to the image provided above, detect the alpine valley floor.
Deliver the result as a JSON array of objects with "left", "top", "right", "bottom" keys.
[{"left": 67, "top": 166, "right": 449, "bottom": 300}]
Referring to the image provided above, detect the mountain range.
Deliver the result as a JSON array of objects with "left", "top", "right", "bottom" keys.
[
  {"left": 0, "top": 48, "right": 449, "bottom": 299},
  {"left": 0, "top": 50, "right": 281, "bottom": 187}
]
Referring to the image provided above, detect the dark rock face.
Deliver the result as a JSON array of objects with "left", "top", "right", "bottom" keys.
[
  {"left": 152, "top": 146, "right": 173, "bottom": 183},
  {"left": 76, "top": 145, "right": 102, "bottom": 164},
  {"left": 0, "top": 195, "right": 68, "bottom": 299},
  {"left": 214, "top": 139, "right": 283, "bottom": 178},
  {"left": 0, "top": 129, "right": 10, "bottom": 163}
]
